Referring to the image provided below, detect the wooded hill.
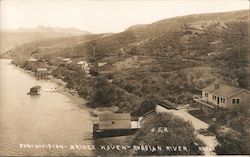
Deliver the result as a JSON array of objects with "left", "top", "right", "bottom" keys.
[{"left": 2, "top": 10, "right": 249, "bottom": 112}]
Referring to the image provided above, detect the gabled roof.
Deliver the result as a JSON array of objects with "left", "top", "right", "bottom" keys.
[
  {"left": 99, "top": 113, "right": 131, "bottom": 121},
  {"left": 98, "top": 62, "right": 107, "bottom": 67},
  {"left": 202, "top": 84, "right": 247, "bottom": 98},
  {"left": 77, "top": 61, "right": 87, "bottom": 64},
  {"left": 202, "top": 85, "right": 217, "bottom": 92}
]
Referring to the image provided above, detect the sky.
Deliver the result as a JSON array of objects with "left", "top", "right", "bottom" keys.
[{"left": 0, "top": 0, "right": 249, "bottom": 33}]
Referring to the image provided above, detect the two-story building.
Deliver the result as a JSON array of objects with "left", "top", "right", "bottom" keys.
[
  {"left": 197, "top": 83, "right": 250, "bottom": 114},
  {"left": 35, "top": 68, "right": 49, "bottom": 78}
]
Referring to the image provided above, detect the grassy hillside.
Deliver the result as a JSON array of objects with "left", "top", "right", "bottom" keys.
[
  {"left": 5, "top": 10, "right": 249, "bottom": 113},
  {"left": 1, "top": 33, "right": 112, "bottom": 60}
]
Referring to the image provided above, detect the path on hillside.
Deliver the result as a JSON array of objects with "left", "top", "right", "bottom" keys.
[{"left": 156, "top": 105, "right": 218, "bottom": 155}]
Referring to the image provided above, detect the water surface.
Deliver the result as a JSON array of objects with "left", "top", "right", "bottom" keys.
[{"left": 0, "top": 59, "right": 94, "bottom": 156}]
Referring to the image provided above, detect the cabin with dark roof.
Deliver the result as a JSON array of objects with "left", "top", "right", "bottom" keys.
[
  {"left": 195, "top": 83, "right": 250, "bottom": 114},
  {"left": 27, "top": 86, "right": 42, "bottom": 95}
]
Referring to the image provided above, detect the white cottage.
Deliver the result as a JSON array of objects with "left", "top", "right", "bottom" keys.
[{"left": 200, "top": 83, "right": 250, "bottom": 113}]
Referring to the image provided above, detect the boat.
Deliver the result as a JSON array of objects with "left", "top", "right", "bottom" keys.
[{"left": 27, "top": 86, "right": 42, "bottom": 95}]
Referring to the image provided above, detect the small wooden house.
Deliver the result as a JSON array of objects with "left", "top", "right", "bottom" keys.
[
  {"left": 35, "top": 68, "right": 48, "bottom": 78},
  {"left": 98, "top": 113, "right": 131, "bottom": 130},
  {"left": 98, "top": 62, "right": 107, "bottom": 67},
  {"left": 195, "top": 83, "right": 250, "bottom": 114},
  {"left": 93, "top": 113, "right": 140, "bottom": 138},
  {"left": 77, "top": 61, "right": 89, "bottom": 70},
  {"left": 61, "top": 58, "right": 72, "bottom": 64}
]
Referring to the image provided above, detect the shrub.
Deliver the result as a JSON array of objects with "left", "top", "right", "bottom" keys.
[
  {"left": 132, "top": 113, "right": 205, "bottom": 155},
  {"left": 90, "top": 76, "right": 118, "bottom": 107},
  {"left": 89, "top": 67, "right": 99, "bottom": 76},
  {"left": 132, "top": 95, "right": 159, "bottom": 116},
  {"left": 215, "top": 129, "right": 249, "bottom": 155}
]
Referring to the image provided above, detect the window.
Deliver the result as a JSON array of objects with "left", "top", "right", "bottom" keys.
[
  {"left": 205, "top": 93, "right": 208, "bottom": 98},
  {"left": 221, "top": 97, "right": 223, "bottom": 102},
  {"left": 236, "top": 99, "right": 240, "bottom": 104},
  {"left": 232, "top": 99, "right": 236, "bottom": 104},
  {"left": 232, "top": 99, "right": 240, "bottom": 104},
  {"left": 222, "top": 98, "right": 225, "bottom": 103},
  {"left": 212, "top": 95, "right": 215, "bottom": 99},
  {"left": 111, "top": 121, "right": 115, "bottom": 124}
]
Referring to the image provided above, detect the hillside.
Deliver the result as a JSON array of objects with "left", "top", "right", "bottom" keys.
[
  {"left": 1, "top": 33, "right": 113, "bottom": 59},
  {"left": 4, "top": 10, "right": 249, "bottom": 112},
  {"left": 0, "top": 26, "right": 90, "bottom": 54}
]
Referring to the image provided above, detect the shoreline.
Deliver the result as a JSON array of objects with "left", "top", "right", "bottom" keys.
[
  {"left": 48, "top": 76, "right": 117, "bottom": 115},
  {"left": 48, "top": 75, "right": 89, "bottom": 107},
  {"left": 8, "top": 59, "right": 92, "bottom": 111},
  {"left": 9, "top": 60, "right": 115, "bottom": 116}
]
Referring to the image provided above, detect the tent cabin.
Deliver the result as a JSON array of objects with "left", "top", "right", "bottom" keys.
[{"left": 27, "top": 86, "right": 42, "bottom": 95}]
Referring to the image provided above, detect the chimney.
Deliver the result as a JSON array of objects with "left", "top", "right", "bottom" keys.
[{"left": 214, "top": 83, "right": 220, "bottom": 90}]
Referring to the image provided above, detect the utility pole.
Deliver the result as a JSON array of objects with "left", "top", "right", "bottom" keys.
[
  {"left": 248, "top": 5, "right": 250, "bottom": 61},
  {"left": 93, "top": 46, "right": 96, "bottom": 59},
  {"left": 93, "top": 46, "right": 98, "bottom": 72}
]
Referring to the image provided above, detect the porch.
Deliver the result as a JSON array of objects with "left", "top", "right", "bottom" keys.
[{"left": 193, "top": 95, "right": 216, "bottom": 115}]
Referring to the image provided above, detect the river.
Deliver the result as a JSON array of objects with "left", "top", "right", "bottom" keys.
[{"left": 0, "top": 59, "right": 95, "bottom": 156}]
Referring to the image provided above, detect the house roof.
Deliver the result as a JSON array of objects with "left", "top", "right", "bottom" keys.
[
  {"left": 98, "top": 62, "right": 107, "bottom": 67},
  {"left": 37, "top": 68, "right": 47, "bottom": 71},
  {"left": 202, "top": 85, "right": 217, "bottom": 92},
  {"left": 99, "top": 113, "right": 131, "bottom": 121},
  {"left": 62, "top": 58, "right": 71, "bottom": 61},
  {"left": 77, "top": 61, "right": 87, "bottom": 64},
  {"left": 27, "top": 58, "right": 38, "bottom": 62},
  {"left": 31, "top": 85, "right": 41, "bottom": 89},
  {"left": 202, "top": 84, "right": 244, "bottom": 98}
]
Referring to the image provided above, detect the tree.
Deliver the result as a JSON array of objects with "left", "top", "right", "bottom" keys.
[
  {"left": 90, "top": 76, "right": 115, "bottom": 107},
  {"left": 131, "top": 113, "right": 205, "bottom": 155},
  {"left": 215, "top": 129, "right": 249, "bottom": 155},
  {"left": 132, "top": 95, "right": 159, "bottom": 116}
]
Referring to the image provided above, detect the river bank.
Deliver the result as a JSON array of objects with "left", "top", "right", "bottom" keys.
[
  {"left": 0, "top": 59, "right": 98, "bottom": 156},
  {"left": 13, "top": 61, "right": 118, "bottom": 117},
  {"left": 16, "top": 66, "right": 88, "bottom": 107},
  {"left": 48, "top": 76, "right": 89, "bottom": 109},
  {"left": 1, "top": 59, "right": 221, "bottom": 156}
]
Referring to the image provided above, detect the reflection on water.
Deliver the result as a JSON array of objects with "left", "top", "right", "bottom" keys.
[{"left": 0, "top": 59, "right": 94, "bottom": 156}]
